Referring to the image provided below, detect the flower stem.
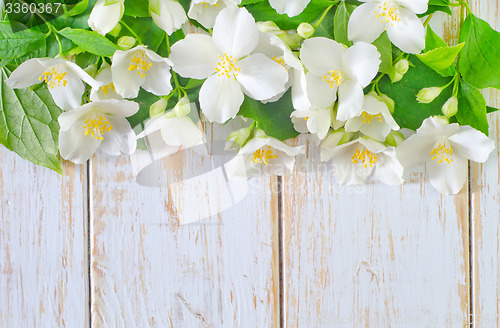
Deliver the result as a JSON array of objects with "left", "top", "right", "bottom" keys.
[
  {"left": 120, "top": 20, "right": 142, "bottom": 44},
  {"left": 314, "top": 3, "right": 337, "bottom": 29},
  {"left": 423, "top": 14, "right": 434, "bottom": 27},
  {"left": 46, "top": 22, "right": 63, "bottom": 55},
  {"left": 166, "top": 35, "right": 184, "bottom": 100}
]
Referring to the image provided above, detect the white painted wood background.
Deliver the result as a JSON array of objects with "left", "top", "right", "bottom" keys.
[{"left": 1, "top": 2, "right": 499, "bottom": 327}]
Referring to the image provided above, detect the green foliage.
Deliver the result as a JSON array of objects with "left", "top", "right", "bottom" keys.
[
  {"left": 0, "top": 68, "right": 62, "bottom": 173},
  {"left": 333, "top": 1, "right": 355, "bottom": 46},
  {"left": 0, "top": 22, "right": 47, "bottom": 59},
  {"left": 238, "top": 89, "right": 299, "bottom": 141},
  {"left": 373, "top": 32, "right": 393, "bottom": 75},
  {"left": 456, "top": 80, "right": 489, "bottom": 135},
  {"left": 58, "top": 28, "right": 119, "bottom": 56},
  {"left": 124, "top": 0, "right": 150, "bottom": 17},
  {"left": 459, "top": 13, "right": 500, "bottom": 90},
  {"left": 120, "top": 16, "right": 165, "bottom": 52},
  {"left": 378, "top": 56, "right": 453, "bottom": 130}
]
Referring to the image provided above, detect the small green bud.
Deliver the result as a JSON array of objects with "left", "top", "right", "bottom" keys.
[
  {"left": 433, "top": 115, "right": 450, "bottom": 125},
  {"left": 226, "top": 123, "right": 256, "bottom": 149},
  {"left": 172, "top": 96, "right": 192, "bottom": 118},
  {"left": 117, "top": 36, "right": 136, "bottom": 51},
  {"left": 256, "top": 21, "right": 281, "bottom": 34},
  {"left": 441, "top": 96, "right": 458, "bottom": 117},
  {"left": 297, "top": 23, "right": 314, "bottom": 39},
  {"left": 389, "top": 59, "right": 409, "bottom": 83},
  {"left": 149, "top": 97, "right": 168, "bottom": 118},
  {"left": 416, "top": 87, "right": 443, "bottom": 104},
  {"left": 385, "top": 131, "right": 405, "bottom": 147},
  {"left": 109, "top": 23, "right": 122, "bottom": 38},
  {"left": 84, "top": 64, "right": 98, "bottom": 77}
]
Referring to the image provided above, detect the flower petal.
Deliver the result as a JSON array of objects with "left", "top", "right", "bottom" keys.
[
  {"left": 449, "top": 126, "right": 495, "bottom": 163},
  {"left": 305, "top": 72, "right": 337, "bottom": 110},
  {"left": 269, "top": 0, "right": 311, "bottom": 17},
  {"left": 88, "top": 0, "right": 123, "bottom": 35},
  {"left": 5, "top": 58, "right": 52, "bottom": 89},
  {"left": 99, "top": 116, "right": 136, "bottom": 155},
  {"left": 237, "top": 54, "right": 288, "bottom": 100},
  {"left": 160, "top": 117, "right": 204, "bottom": 148},
  {"left": 91, "top": 99, "right": 140, "bottom": 117},
  {"left": 387, "top": 6, "right": 425, "bottom": 54},
  {"left": 372, "top": 148, "right": 404, "bottom": 185},
  {"left": 49, "top": 73, "right": 85, "bottom": 110},
  {"left": 142, "top": 60, "right": 173, "bottom": 96},
  {"left": 348, "top": 3, "right": 386, "bottom": 44},
  {"left": 212, "top": 6, "right": 258, "bottom": 59},
  {"left": 343, "top": 42, "right": 380, "bottom": 87},
  {"left": 150, "top": 0, "right": 188, "bottom": 35},
  {"left": 300, "top": 37, "right": 344, "bottom": 75},
  {"left": 188, "top": 0, "right": 227, "bottom": 28},
  {"left": 169, "top": 34, "right": 220, "bottom": 79},
  {"left": 111, "top": 49, "right": 143, "bottom": 98},
  {"left": 396, "top": 134, "right": 435, "bottom": 168},
  {"left": 199, "top": 74, "right": 243, "bottom": 123},
  {"left": 58, "top": 118, "right": 101, "bottom": 164},
  {"left": 427, "top": 154, "right": 467, "bottom": 195},
  {"left": 396, "top": 0, "right": 428, "bottom": 14},
  {"left": 336, "top": 79, "right": 364, "bottom": 121}
]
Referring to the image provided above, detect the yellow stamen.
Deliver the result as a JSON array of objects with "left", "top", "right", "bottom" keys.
[
  {"left": 83, "top": 113, "right": 113, "bottom": 140},
  {"left": 352, "top": 148, "right": 378, "bottom": 168},
  {"left": 101, "top": 82, "right": 116, "bottom": 95},
  {"left": 214, "top": 53, "right": 240, "bottom": 80},
  {"left": 374, "top": 0, "right": 401, "bottom": 29},
  {"left": 361, "top": 111, "right": 383, "bottom": 124},
  {"left": 251, "top": 146, "right": 278, "bottom": 165},
  {"left": 39, "top": 67, "right": 68, "bottom": 89},
  {"left": 128, "top": 52, "right": 152, "bottom": 78},
  {"left": 322, "top": 70, "right": 344, "bottom": 89},
  {"left": 430, "top": 143, "right": 454, "bottom": 164}
]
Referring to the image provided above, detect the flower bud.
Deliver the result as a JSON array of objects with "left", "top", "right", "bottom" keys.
[
  {"left": 416, "top": 87, "right": 443, "bottom": 104},
  {"left": 172, "top": 96, "right": 192, "bottom": 118},
  {"left": 256, "top": 21, "right": 281, "bottom": 34},
  {"left": 389, "top": 59, "right": 409, "bottom": 83},
  {"left": 297, "top": 23, "right": 314, "bottom": 39},
  {"left": 226, "top": 124, "right": 256, "bottom": 149},
  {"left": 84, "top": 64, "right": 97, "bottom": 78},
  {"left": 117, "top": 36, "right": 136, "bottom": 51},
  {"left": 149, "top": 97, "right": 168, "bottom": 118},
  {"left": 370, "top": 91, "right": 395, "bottom": 114},
  {"left": 385, "top": 131, "right": 405, "bottom": 147},
  {"left": 441, "top": 96, "right": 458, "bottom": 117}
]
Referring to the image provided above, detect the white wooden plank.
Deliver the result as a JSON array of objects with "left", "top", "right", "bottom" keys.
[
  {"left": 282, "top": 135, "right": 470, "bottom": 327},
  {"left": 0, "top": 149, "right": 89, "bottom": 327},
  {"left": 90, "top": 122, "right": 280, "bottom": 327}
]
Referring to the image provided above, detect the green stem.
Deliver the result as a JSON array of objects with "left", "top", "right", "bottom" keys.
[
  {"left": 120, "top": 20, "right": 142, "bottom": 44},
  {"left": 46, "top": 22, "right": 63, "bottom": 55},
  {"left": 314, "top": 3, "right": 337, "bottom": 29},
  {"left": 166, "top": 35, "right": 184, "bottom": 100},
  {"left": 423, "top": 14, "right": 434, "bottom": 27}
]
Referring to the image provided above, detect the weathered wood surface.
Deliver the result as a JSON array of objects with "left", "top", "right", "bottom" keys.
[
  {"left": 0, "top": 149, "right": 89, "bottom": 327},
  {"left": 282, "top": 136, "right": 470, "bottom": 327},
  {"left": 468, "top": 2, "right": 500, "bottom": 327},
  {"left": 90, "top": 122, "right": 280, "bottom": 327}
]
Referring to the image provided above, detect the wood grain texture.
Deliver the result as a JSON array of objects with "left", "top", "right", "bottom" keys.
[
  {"left": 0, "top": 149, "right": 89, "bottom": 327},
  {"left": 282, "top": 136, "right": 470, "bottom": 327},
  {"left": 90, "top": 122, "right": 280, "bottom": 327}
]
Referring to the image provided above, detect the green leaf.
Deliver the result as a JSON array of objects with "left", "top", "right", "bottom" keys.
[
  {"left": 57, "top": 27, "right": 119, "bottom": 57},
  {"left": 244, "top": 0, "right": 332, "bottom": 30},
  {"left": 333, "top": 2, "right": 355, "bottom": 46},
  {"left": 419, "top": 0, "right": 452, "bottom": 16},
  {"left": 63, "top": 0, "right": 90, "bottom": 18},
  {"left": 0, "top": 22, "right": 47, "bottom": 59},
  {"left": 456, "top": 80, "right": 489, "bottom": 135},
  {"left": 0, "top": 68, "right": 62, "bottom": 173},
  {"left": 120, "top": 16, "right": 165, "bottom": 52},
  {"left": 238, "top": 89, "right": 299, "bottom": 141},
  {"left": 124, "top": 0, "right": 150, "bottom": 17},
  {"left": 487, "top": 106, "right": 499, "bottom": 113},
  {"left": 417, "top": 42, "right": 464, "bottom": 77},
  {"left": 373, "top": 32, "right": 393, "bottom": 75},
  {"left": 378, "top": 55, "right": 453, "bottom": 130},
  {"left": 459, "top": 13, "right": 500, "bottom": 90},
  {"left": 424, "top": 25, "right": 448, "bottom": 52}
]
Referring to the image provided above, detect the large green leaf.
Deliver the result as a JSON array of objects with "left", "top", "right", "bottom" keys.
[
  {"left": 459, "top": 13, "right": 500, "bottom": 90},
  {"left": 238, "top": 89, "right": 299, "bottom": 141},
  {"left": 456, "top": 80, "right": 489, "bottom": 135},
  {"left": 124, "top": 0, "right": 150, "bottom": 17},
  {"left": 58, "top": 27, "right": 119, "bottom": 57},
  {"left": 120, "top": 16, "right": 165, "bottom": 52},
  {"left": 333, "top": 1, "right": 355, "bottom": 46},
  {"left": 373, "top": 32, "right": 393, "bottom": 75},
  {"left": 416, "top": 42, "right": 464, "bottom": 77},
  {"left": 378, "top": 56, "right": 453, "bottom": 130},
  {"left": 0, "top": 68, "right": 62, "bottom": 173},
  {"left": 0, "top": 22, "right": 47, "bottom": 59}
]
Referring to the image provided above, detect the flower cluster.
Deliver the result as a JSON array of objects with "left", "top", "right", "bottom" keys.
[{"left": 1, "top": 0, "right": 499, "bottom": 195}]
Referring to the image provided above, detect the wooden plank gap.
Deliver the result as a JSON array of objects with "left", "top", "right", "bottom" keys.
[
  {"left": 277, "top": 175, "right": 285, "bottom": 328},
  {"left": 468, "top": 160, "right": 474, "bottom": 328},
  {"left": 86, "top": 158, "right": 93, "bottom": 328}
]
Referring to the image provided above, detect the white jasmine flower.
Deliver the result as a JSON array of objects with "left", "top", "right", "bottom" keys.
[
  {"left": 397, "top": 116, "right": 495, "bottom": 194},
  {"left": 90, "top": 64, "right": 123, "bottom": 101},
  {"left": 58, "top": 99, "right": 139, "bottom": 164},
  {"left": 300, "top": 37, "right": 381, "bottom": 121},
  {"left": 188, "top": 0, "right": 240, "bottom": 28},
  {"left": 111, "top": 45, "right": 173, "bottom": 98},
  {"left": 345, "top": 92, "right": 399, "bottom": 142},
  {"left": 269, "top": 0, "right": 311, "bottom": 17},
  {"left": 149, "top": 0, "right": 188, "bottom": 35},
  {"left": 321, "top": 132, "right": 404, "bottom": 186},
  {"left": 229, "top": 129, "right": 305, "bottom": 177},
  {"left": 348, "top": 0, "right": 428, "bottom": 54},
  {"left": 291, "top": 106, "right": 333, "bottom": 140},
  {"left": 169, "top": 6, "right": 288, "bottom": 123},
  {"left": 6, "top": 58, "right": 100, "bottom": 110},
  {"left": 137, "top": 96, "right": 204, "bottom": 149},
  {"left": 88, "top": 0, "right": 125, "bottom": 36}
]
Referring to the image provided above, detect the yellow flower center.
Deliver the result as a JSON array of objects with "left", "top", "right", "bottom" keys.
[
  {"left": 430, "top": 143, "right": 454, "bottom": 164},
  {"left": 201, "top": 1, "right": 218, "bottom": 8},
  {"left": 83, "top": 114, "right": 113, "bottom": 140},
  {"left": 374, "top": 1, "right": 401, "bottom": 28},
  {"left": 128, "top": 52, "right": 152, "bottom": 78},
  {"left": 215, "top": 53, "right": 240, "bottom": 80},
  {"left": 39, "top": 67, "right": 68, "bottom": 89},
  {"left": 251, "top": 146, "right": 278, "bottom": 165},
  {"left": 352, "top": 148, "right": 378, "bottom": 168},
  {"left": 272, "top": 56, "right": 287, "bottom": 68},
  {"left": 361, "top": 111, "right": 383, "bottom": 124},
  {"left": 100, "top": 82, "right": 116, "bottom": 95},
  {"left": 322, "top": 70, "right": 344, "bottom": 89}
]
